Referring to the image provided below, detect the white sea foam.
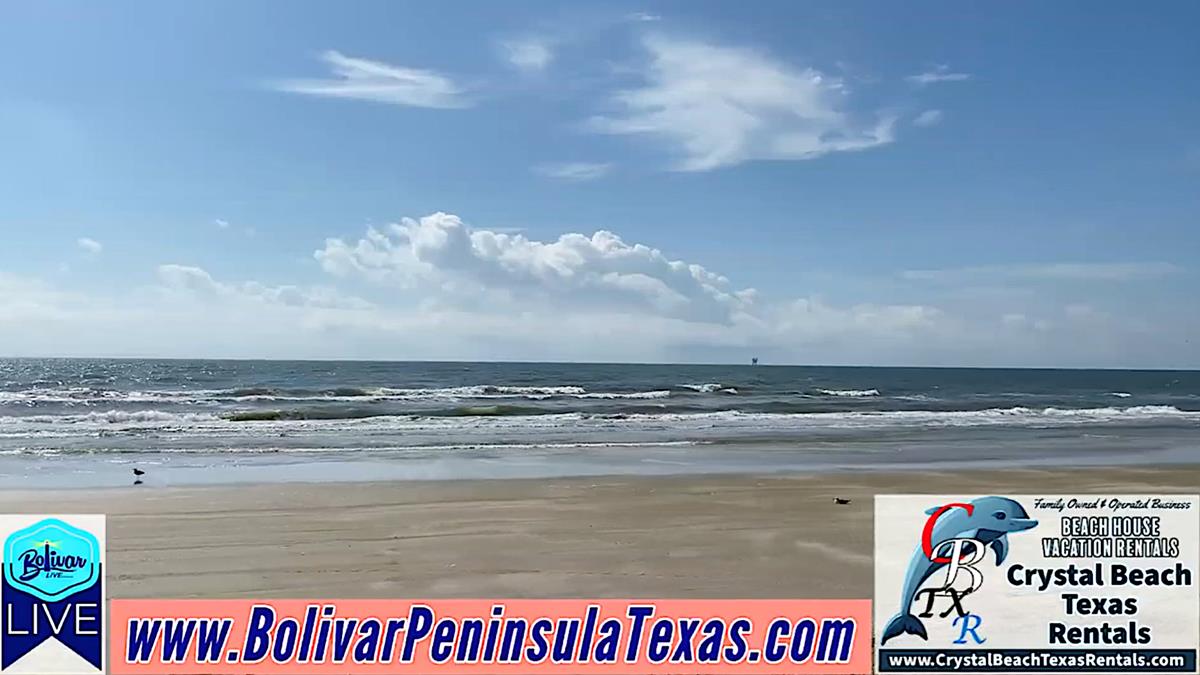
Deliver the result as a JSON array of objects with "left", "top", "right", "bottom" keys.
[
  {"left": 816, "top": 388, "right": 880, "bottom": 397},
  {"left": 577, "top": 390, "right": 670, "bottom": 399},
  {"left": 4, "top": 440, "right": 706, "bottom": 456},
  {"left": 0, "top": 384, "right": 693, "bottom": 404},
  {"left": 1, "top": 405, "right": 1194, "bottom": 439},
  {"left": 2, "top": 410, "right": 223, "bottom": 425},
  {"left": 1109, "top": 392, "right": 1132, "bottom": 398}
]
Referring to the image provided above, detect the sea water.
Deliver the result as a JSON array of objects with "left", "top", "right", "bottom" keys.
[{"left": 0, "top": 359, "right": 1196, "bottom": 487}]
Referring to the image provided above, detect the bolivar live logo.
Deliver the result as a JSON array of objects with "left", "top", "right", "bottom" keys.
[{"left": 1, "top": 515, "right": 105, "bottom": 674}]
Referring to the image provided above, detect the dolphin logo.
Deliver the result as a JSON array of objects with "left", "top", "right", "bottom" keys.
[{"left": 880, "top": 496, "right": 1037, "bottom": 645}]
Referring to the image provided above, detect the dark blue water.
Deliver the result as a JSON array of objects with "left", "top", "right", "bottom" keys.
[{"left": 1, "top": 359, "right": 1197, "bottom": 486}]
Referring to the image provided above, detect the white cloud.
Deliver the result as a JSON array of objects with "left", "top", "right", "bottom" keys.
[
  {"left": 533, "top": 162, "right": 613, "bottom": 181},
  {"left": 913, "top": 109, "right": 944, "bottom": 127},
  {"left": 0, "top": 273, "right": 91, "bottom": 322},
  {"left": 156, "top": 264, "right": 371, "bottom": 310},
  {"left": 500, "top": 38, "right": 554, "bottom": 73},
  {"left": 1, "top": 216, "right": 1194, "bottom": 367},
  {"left": 273, "top": 50, "right": 469, "bottom": 109},
  {"left": 627, "top": 12, "right": 661, "bottom": 22},
  {"left": 76, "top": 237, "right": 102, "bottom": 255},
  {"left": 317, "top": 212, "right": 752, "bottom": 322},
  {"left": 903, "top": 262, "right": 1182, "bottom": 283},
  {"left": 588, "top": 36, "right": 896, "bottom": 171},
  {"left": 906, "top": 64, "right": 971, "bottom": 86},
  {"left": 213, "top": 218, "right": 257, "bottom": 236}
]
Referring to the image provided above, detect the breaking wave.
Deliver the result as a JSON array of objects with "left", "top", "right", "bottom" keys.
[
  {"left": 815, "top": 388, "right": 880, "bottom": 397},
  {"left": 0, "top": 384, "right": 676, "bottom": 404},
  {"left": 680, "top": 383, "right": 738, "bottom": 395},
  {"left": 2, "top": 404, "right": 1195, "bottom": 432}
]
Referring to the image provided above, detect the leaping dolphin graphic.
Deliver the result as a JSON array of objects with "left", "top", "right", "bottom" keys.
[{"left": 880, "top": 496, "right": 1037, "bottom": 645}]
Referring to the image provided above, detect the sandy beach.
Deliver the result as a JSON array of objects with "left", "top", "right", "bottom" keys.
[{"left": 1, "top": 465, "right": 1196, "bottom": 599}]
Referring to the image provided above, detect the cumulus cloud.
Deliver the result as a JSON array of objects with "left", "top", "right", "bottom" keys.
[
  {"left": 533, "top": 162, "right": 613, "bottom": 181},
  {"left": 587, "top": 35, "right": 896, "bottom": 171},
  {"left": 76, "top": 237, "right": 102, "bottom": 255},
  {"left": 500, "top": 38, "right": 554, "bottom": 72},
  {"left": 310, "top": 213, "right": 1196, "bottom": 366},
  {"left": 316, "top": 212, "right": 753, "bottom": 322},
  {"left": 272, "top": 50, "right": 469, "bottom": 108},
  {"left": 0, "top": 243, "right": 1194, "bottom": 366},
  {"left": 2, "top": 215, "right": 1194, "bottom": 367},
  {"left": 913, "top": 109, "right": 944, "bottom": 127},
  {"left": 906, "top": 64, "right": 971, "bottom": 86}
]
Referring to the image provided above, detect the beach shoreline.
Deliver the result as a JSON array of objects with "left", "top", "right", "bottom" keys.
[{"left": 2, "top": 465, "right": 1196, "bottom": 599}]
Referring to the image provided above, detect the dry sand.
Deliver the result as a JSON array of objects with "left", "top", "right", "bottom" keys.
[{"left": 1, "top": 466, "right": 1196, "bottom": 599}]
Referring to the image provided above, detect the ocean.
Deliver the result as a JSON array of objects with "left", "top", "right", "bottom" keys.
[{"left": 1, "top": 358, "right": 1197, "bottom": 487}]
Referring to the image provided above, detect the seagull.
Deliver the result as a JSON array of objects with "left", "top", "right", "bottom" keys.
[
  {"left": 132, "top": 468, "right": 146, "bottom": 477},
  {"left": 833, "top": 497, "right": 852, "bottom": 505}
]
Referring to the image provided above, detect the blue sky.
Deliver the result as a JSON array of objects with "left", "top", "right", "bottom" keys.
[{"left": 1, "top": 1, "right": 1197, "bottom": 367}]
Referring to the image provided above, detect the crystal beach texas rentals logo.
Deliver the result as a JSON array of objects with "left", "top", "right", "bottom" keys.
[
  {"left": 879, "top": 496, "right": 1038, "bottom": 647},
  {"left": 875, "top": 494, "right": 1200, "bottom": 674},
  {"left": 1, "top": 515, "right": 105, "bottom": 674}
]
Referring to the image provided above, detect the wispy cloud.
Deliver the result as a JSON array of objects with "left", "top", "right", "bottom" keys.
[
  {"left": 213, "top": 218, "right": 256, "bottom": 236},
  {"left": 272, "top": 50, "right": 470, "bottom": 108},
  {"left": 903, "top": 262, "right": 1182, "bottom": 283},
  {"left": 500, "top": 38, "right": 554, "bottom": 73},
  {"left": 626, "top": 12, "right": 661, "bottom": 22},
  {"left": 587, "top": 36, "right": 895, "bottom": 171},
  {"left": 906, "top": 64, "right": 971, "bottom": 86},
  {"left": 157, "top": 264, "right": 370, "bottom": 310},
  {"left": 533, "top": 162, "right": 613, "bottom": 181},
  {"left": 913, "top": 109, "right": 944, "bottom": 127},
  {"left": 76, "top": 237, "right": 102, "bottom": 255}
]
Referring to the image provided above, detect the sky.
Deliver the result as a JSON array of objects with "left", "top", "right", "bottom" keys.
[{"left": 1, "top": 1, "right": 1197, "bottom": 367}]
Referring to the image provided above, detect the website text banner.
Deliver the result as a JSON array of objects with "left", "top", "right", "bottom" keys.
[
  {"left": 110, "top": 598, "right": 870, "bottom": 675},
  {"left": 874, "top": 494, "right": 1199, "bottom": 674}
]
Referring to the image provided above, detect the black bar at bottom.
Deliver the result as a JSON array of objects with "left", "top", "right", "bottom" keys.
[{"left": 879, "top": 648, "right": 1197, "bottom": 673}]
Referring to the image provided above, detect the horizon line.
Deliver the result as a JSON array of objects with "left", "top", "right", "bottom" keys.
[{"left": 0, "top": 355, "right": 1196, "bottom": 373}]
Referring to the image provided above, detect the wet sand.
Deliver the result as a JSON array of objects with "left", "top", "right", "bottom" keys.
[{"left": 1, "top": 465, "right": 1196, "bottom": 598}]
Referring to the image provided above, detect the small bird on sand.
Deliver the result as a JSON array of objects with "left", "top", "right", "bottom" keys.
[
  {"left": 132, "top": 468, "right": 146, "bottom": 477},
  {"left": 833, "top": 497, "right": 852, "bottom": 505}
]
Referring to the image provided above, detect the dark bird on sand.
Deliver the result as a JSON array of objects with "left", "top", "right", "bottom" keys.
[
  {"left": 132, "top": 468, "right": 146, "bottom": 477},
  {"left": 833, "top": 497, "right": 852, "bottom": 505}
]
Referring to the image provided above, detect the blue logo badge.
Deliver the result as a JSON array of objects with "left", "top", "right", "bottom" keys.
[
  {"left": 2, "top": 515, "right": 104, "bottom": 672},
  {"left": 3, "top": 518, "right": 100, "bottom": 603}
]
